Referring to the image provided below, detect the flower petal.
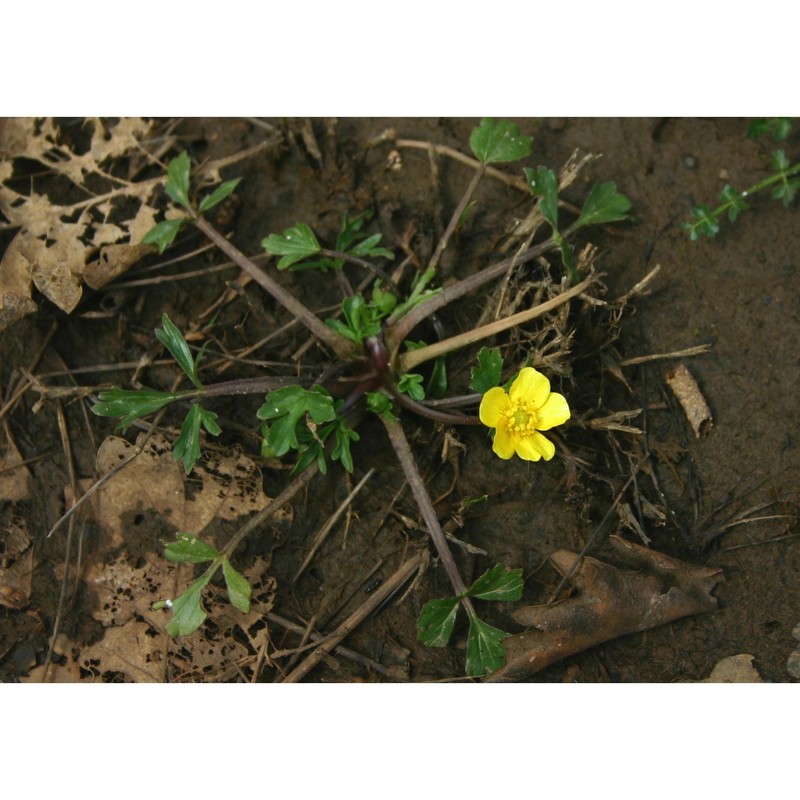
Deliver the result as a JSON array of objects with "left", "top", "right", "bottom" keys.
[
  {"left": 491, "top": 425, "right": 516, "bottom": 459},
  {"left": 479, "top": 386, "right": 510, "bottom": 427},
  {"left": 536, "top": 392, "right": 570, "bottom": 430},
  {"left": 509, "top": 367, "right": 550, "bottom": 408},
  {"left": 516, "top": 431, "right": 555, "bottom": 461}
]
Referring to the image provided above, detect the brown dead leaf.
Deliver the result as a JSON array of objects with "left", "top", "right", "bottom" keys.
[
  {"left": 488, "top": 535, "right": 723, "bottom": 681},
  {"left": 0, "top": 428, "right": 32, "bottom": 501},
  {"left": 701, "top": 654, "right": 762, "bottom": 683}
]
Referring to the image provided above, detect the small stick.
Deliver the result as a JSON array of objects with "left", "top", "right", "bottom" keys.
[
  {"left": 280, "top": 552, "right": 424, "bottom": 683},
  {"left": 619, "top": 345, "right": 712, "bottom": 367}
]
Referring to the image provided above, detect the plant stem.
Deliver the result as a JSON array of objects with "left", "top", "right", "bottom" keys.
[
  {"left": 385, "top": 235, "right": 560, "bottom": 363},
  {"left": 400, "top": 274, "right": 597, "bottom": 372},
  {"left": 193, "top": 216, "right": 354, "bottom": 360},
  {"left": 382, "top": 417, "right": 475, "bottom": 618},
  {"left": 428, "top": 162, "right": 487, "bottom": 272}
]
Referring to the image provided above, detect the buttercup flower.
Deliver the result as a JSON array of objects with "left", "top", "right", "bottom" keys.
[{"left": 479, "top": 367, "right": 570, "bottom": 461}]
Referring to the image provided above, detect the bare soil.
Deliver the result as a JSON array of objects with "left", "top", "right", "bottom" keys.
[{"left": 1, "top": 117, "right": 798, "bottom": 683}]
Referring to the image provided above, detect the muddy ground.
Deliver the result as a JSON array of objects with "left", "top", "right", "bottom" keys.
[{"left": 1, "top": 117, "right": 798, "bottom": 683}]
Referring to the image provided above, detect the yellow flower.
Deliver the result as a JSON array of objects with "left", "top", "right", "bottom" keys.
[{"left": 479, "top": 367, "right": 570, "bottom": 461}]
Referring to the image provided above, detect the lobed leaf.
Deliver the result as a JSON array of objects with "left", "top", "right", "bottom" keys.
[
  {"left": 524, "top": 166, "right": 559, "bottom": 229},
  {"left": 261, "top": 223, "right": 321, "bottom": 269},
  {"left": 575, "top": 181, "right": 632, "bottom": 229},
  {"left": 469, "top": 346, "right": 503, "bottom": 393},
  {"left": 91, "top": 387, "right": 179, "bottom": 431},
  {"left": 417, "top": 597, "right": 460, "bottom": 647},
  {"left": 165, "top": 573, "right": 213, "bottom": 636},
  {"left": 469, "top": 118, "right": 533, "bottom": 164},
  {"left": 465, "top": 616, "right": 509, "bottom": 676},
  {"left": 257, "top": 386, "right": 335, "bottom": 456}
]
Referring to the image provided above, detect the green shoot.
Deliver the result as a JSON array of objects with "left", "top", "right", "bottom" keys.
[
  {"left": 142, "top": 153, "right": 242, "bottom": 254},
  {"left": 417, "top": 563, "right": 523, "bottom": 676},
  {"left": 365, "top": 391, "right": 397, "bottom": 423},
  {"left": 256, "top": 386, "right": 336, "bottom": 457},
  {"left": 525, "top": 167, "right": 631, "bottom": 283},
  {"left": 470, "top": 118, "right": 533, "bottom": 164},
  {"left": 154, "top": 532, "right": 252, "bottom": 636},
  {"left": 281, "top": 211, "right": 394, "bottom": 271},
  {"left": 173, "top": 404, "right": 222, "bottom": 474},
  {"left": 397, "top": 373, "right": 425, "bottom": 401},
  {"left": 325, "top": 293, "right": 383, "bottom": 343},
  {"left": 685, "top": 121, "right": 799, "bottom": 240}
]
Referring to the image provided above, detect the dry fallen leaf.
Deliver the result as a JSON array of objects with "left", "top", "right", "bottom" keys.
[{"left": 488, "top": 535, "right": 724, "bottom": 681}]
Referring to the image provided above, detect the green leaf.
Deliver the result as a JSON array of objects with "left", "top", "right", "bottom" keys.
[
  {"left": 199, "top": 406, "right": 222, "bottom": 436},
  {"left": 397, "top": 373, "right": 425, "bottom": 401},
  {"left": 261, "top": 223, "right": 321, "bottom": 270},
  {"left": 256, "top": 386, "right": 335, "bottom": 456},
  {"left": 772, "top": 178, "right": 799, "bottom": 208},
  {"left": 773, "top": 118, "right": 793, "bottom": 142},
  {"left": 349, "top": 233, "right": 394, "bottom": 261},
  {"left": 141, "top": 219, "right": 186, "bottom": 254},
  {"left": 91, "top": 387, "right": 180, "bottom": 431},
  {"left": 165, "top": 151, "right": 192, "bottom": 210},
  {"left": 198, "top": 178, "right": 242, "bottom": 213},
  {"left": 165, "top": 572, "right": 213, "bottom": 636},
  {"left": 371, "top": 283, "right": 398, "bottom": 315},
  {"left": 222, "top": 558, "right": 251, "bottom": 614},
  {"left": 469, "top": 118, "right": 533, "bottom": 164},
  {"left": 427, "top": 356, "right": 448, "bottom": 399},
  {"left": 469, "top": 346, "right": 503, "bottom": 393},
  {"left": 719, "top": 184, "right": 749, "bottom": 222},
  {"left": 467, "top": 565, "right": 524, "bottom": 601},
  {"left": 165, "top": 533, "right": 221, "bottom": 564},
  {"left": 331, "top": 420, "right": 359, "bottom": 473},
  {"left": 327, "top": 293, "right": 382, "bottom": 343},
  {"left": 574, "top": 181, "right": 632, "bottom": 229},
  {"left": 173, "top": 404, "right": 203, "bottom": 474},
  {"left": 417, "top": 597, "right": 460, "bottom": 647},
  {"left": 683, "top": 205, "right": 720, "bottom": 240},
  {"left": 770, "top": 148, "right": 790, "bottom": 171},
  {"left": 155, "top": 313, "right": 202, "bottom": 389},
  {"left": 365, "top": 391, "right": 397, "bottom": 422},
  {"left": 746, "top": 119, "right": 770, "bottom": 139},
  {"left": 465, "top": 616, "right": 509, "bottom": 676},
  {"left": 524, "top": 166, "right": 559, "bottom": 229}
]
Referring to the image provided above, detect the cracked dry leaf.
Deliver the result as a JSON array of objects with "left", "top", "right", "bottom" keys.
[
  {"left": 0, "top": 117, "right": 160, "bottom": 327},
  {"left": 77, "top": 433, "right": 278, "bottom": 549},
  {"left": 488, "top": 535, "right": 723, "bottom": 681}
]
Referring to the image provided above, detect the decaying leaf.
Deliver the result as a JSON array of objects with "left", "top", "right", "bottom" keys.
[
  {"left": 666, "top": 363, "right": 713, "bottom": 438},
  {"left": 701, "top": 654, "right": 762, "bottom": 683},
  {"left": 76, "top": 432, "right": 278, "bottom": 549},
  {"left": 0, "top": 429, "right": 32, "bottom": 501},
  {"left": 488, "top": 535, "right": 723, "bottom": 681}
]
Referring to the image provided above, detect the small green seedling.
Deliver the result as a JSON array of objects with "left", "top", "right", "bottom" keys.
[
  {"left": 152, "top": 532, "right": 251, "bottom": 636},
  {"left": 92, "top": 313, "right": 220, "bottom": 473},
  {"left": 684, "top": 118, "right": 799, "bottom": 240},
  {"left": 417, "top": 564, "right": 523, "bottom": 676}
]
